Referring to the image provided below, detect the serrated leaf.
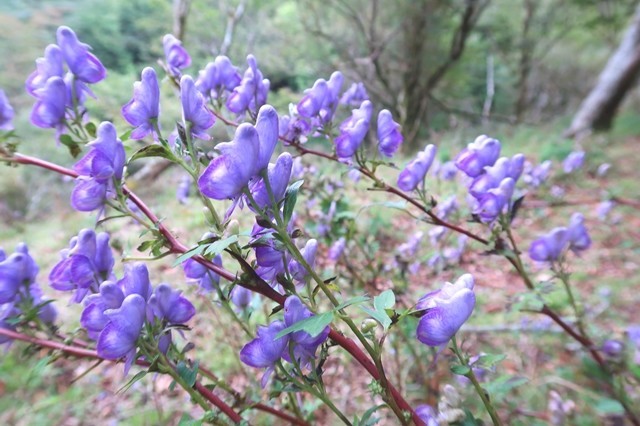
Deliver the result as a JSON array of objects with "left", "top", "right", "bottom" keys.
[
  {"left": 283, "top": 180, "right": 304, "bottom": 223},
  {"left": 450, "top": 364, "right": 471, "bottom": 375},
  {"left": 117, "top": 370, "right": 147, "bottom": 394},
  {"left": 275, "top": 311, "right": 333, "bottom": 339},
  {"left": 129, "top": 144, "right": 175, "bottom": 163},
  {"left": 173, "top": 244, "right": 209, "bottom": 266},
  {"left": 204, "top": 235, "right": 238, "bottom": 257}
]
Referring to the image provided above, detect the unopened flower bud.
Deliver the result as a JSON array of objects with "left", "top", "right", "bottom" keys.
[{"left": 361, "top": 318, "right": 378, "bottom": 333}]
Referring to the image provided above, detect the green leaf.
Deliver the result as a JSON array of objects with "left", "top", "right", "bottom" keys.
[
  {"left": 484, "top": 375, "right": 528, "bottom": 401},
  {"left": 176, "top": 360, "right": 199, "bottom": 388},
  {"left": 374, "top": 289, "right": 395, "bottom": 311},
  {"left": 85, "top": 122, "right": 97, "bottom": 138},
  {"left": 359, "top": 403, "right": 385, "bottom": 426},
  {"left": 117, "top": 370, "right": 147, "bottom": 394},
  {"left": 275, "top": 311, "right": 333, "bottom": 339},
  {"left": 178, "top": 414, "right": 203, "bottom": 426},
  {"left": 204, "top": 235, "right": 239, "bottom": 257},
  {"left": 333, "top": 295, "right": 370, "bottom": 311},
  {"left": 59, "top": 134, "right": 82, "bottom": 158},
  {"left": 119, "top": 128, "right": 133, "bottom": 141},
  {"left": 129, "top": 144, "right": 175, "bottom": 163},
  {"left": 593, "top": 397, "right": 624, "bottom": 415},
  {"left": 173, "top": 244, "right": 209, "bottom": 266},
  {"left": 137, "top": 240, "right": 156, "bottom": 252},
  {"left": 450, "top": 364, "right": 471, "bottom": 375},
  {"left": 475, "top": 353, "right": 507, "bottom": 368},
  {"left": 283, "top": 180, "right": 304, "bottom": 224}
]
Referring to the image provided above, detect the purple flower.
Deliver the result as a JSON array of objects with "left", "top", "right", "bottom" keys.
[
  {"left": 240, "top": 320, "right": 289, "bottom": 386},
  {"left": 596, "top": 163, "right": 611, "bottom": 177},
  {"left": 397, "top": 232, "right": 424, "bottom": 258},
  {"left": 335, "top": 100, "right": 372, "bottom": 158},
  {"left": 57, "top": 26, "right": 106, "bottom": 84},
  {"left": 254, "top": 105, "right": 279, "bottom": 172},
  {"left": 567, "top": 212, "right": 591, "bottom": 253},
  {"left": 0, "top": 90, "right": 14, "bottom": 131},
  {"left": 288, "top": 239, "right": 318, "bottom": 283},
  {"left": 81, "top": 281, "right": 125, "bottom": 339},
  {"left": 318, "top": 71, "right": 344, "bottom": 124},
  {"left": 339, "top": 82, "right": 368, "bottom": 106},
  {"left": 180, "top": 75, "right": 215, "bottom": 140},
  {"left": 563, "top": 151, "right": 585, "bottom": 174},
  {"left": 71, "top": 122, "right": 126, "bottom": 212},
  {"left": 627, "top": 325, "right": 640, "bottom": 365},
  {"left": 377, "top": 109, "right": 403, "bottom": 157},
  {"left": 226, "top": 55, "right": 270, "bottom": 116},
  {"left": 250, "top": 152, "right": 293, "bottom": 210},
  {"left": 455, "top": 135, "right": 501, "bottom": 178},
  {"left": 26, "top": 44, "right": 65, "bottom": 96},
  {"left": 282, "top": 296, "right": 330, "bottom": 365},
  {"left": 437, "top": 161, "right": 458, "bottom": 181},
  {"left": 30, "top": 76, "right": 68, "bottom": 131},
  {"left": 415, "top": 405, "right": 440, "bottom": 426},
  {"left": 0, "top": 246, "right": 38, "bottom": 304},
  {"left": 97, "top": 293, "right": 146, "bottom": 369},
  {"left": 523, "top": 160, "right": 552, "bottom": 188},
  {"left": 416, "top": 274, "right": 476, "bottom": 346},
  {"left": 529, "top": 227, "right": 569, "bottom": 262},
  {"left": 328, "top": 237, "right": 346, "bottom": 262},
  {"left": 397, "top": 144, "right": 437, "bottom": 191},
  {"left": 198, "top": 123, "right": 260, "bottom": 200},
  {"left": 49, "top": 229, "right": 115, "bottom": 303},
  {"left": 437, "top": 195, "right": 458, "bottom": 220},
  {"left": 473, "top": 177, "right": 515, "bottom": 223},
  {"left": 122, "top": 67, "right": 160, "bottom": 140},
  {"left": 196, "top": 55, "right": 241, "bottom": 99},
  {"left": 183, "top": 253, "right": 223, "bottom": 292},
  {"left": 230, "top": 285, "right": 252, "bottom": 309},
  {"left": 297, "top": 79, "right": 328, "bottom": 118},
  {"left": 163, "top": 34, "right": 191, "bottom": 76},
  {"left": 119, "top": 263, "right": 153, "bottom": 302},
  {"left": 149, "top": 283, "right": 195, "bottom": 324}
]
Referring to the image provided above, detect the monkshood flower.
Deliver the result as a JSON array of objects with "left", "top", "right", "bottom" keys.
[
  {"left": 317, "top": 71, "right": 343, "bottom": 124},
  {"left": 71, "top": 122, "right": 125, "bottom": 212},
  {"left": 468, "top": 154, "right": 524, "bottom": 198},
  {"left": 162, "top": 34, "right": 191, "bottom": 76},
  {"left": 455, "top": 135, "right": 501, "bottom": 178},
  {"left": 0, "top": 90, "right": 14, "bottom": 131},
  {"left": 240, "top": 320, "right": 290, "bottom": 386},
  {"left": 249, "top": 153, "right": 293, "bottom": 210},
  {"left": 328, "top": 237, "right": 346, "bottom": 262},
  {"left": 183, "top": 253, "right": 223, "bottom": 292},
  {"left": 529, "top": 227, "right": 569, "bottom": 262},
  {"left": 377, "top": 109, "right": 403, "bottom": 157},
  {"left": 180, "top": 75, "right": 215, "bottom": 140},
  {"left": 25, "top": 44, "right": 64, "bottom": 96},
  {"left": 339, "top": 82, "right": 368, "bottom": 106},
  {"left": 415, "top": 405, "right": 440, "bottom": 426},
  {"left": 282, "top": 296, "right": 330, "bottom": 366},
  {"left": 119, "top": 262, "right": 153, "bottom": 302},
  {"left": 97, "top": 293, "right": 146, "bottom": 371},
  {"left": 432, "top": 160, "right": 458, "bottom": 181},
  {"left": 297, "top": 78, "right": 328, "bottom": 118},
  {"left": 30, "top": 76, "right": 68, "bottom": 132},
  {"left": 81, "top": 281, "right": 125, "bottom": 340},
  {"left": 397, "top": 231, "right": 424, "bottom": 259},
  {"left": 149, "top": 283, "right": 196, "bottom": 324},
  {"left": 57, "top": 26, "right": 106, "bottom": 84},
  {"left": 416, "top": 274, "right": 475, "bottom": 347},
  {"left": 563, "top": 150, "right": 585, "bottom": 174},
  {"left": 523, "top": 160, "right": 552, "bottom": 188},
  {"left": 230, "top": 285, "right": 252, "bottom": 309},
  {"left": 397, "top": 144, "right": 437, "bottom": 191},
  {"left": 567, "top": 212, "right": 591, "bottom": 252},
  {"left": 437, "top": 195, "right": 458, "bottom": 220},
  {"left": 335, "top": 100, "right": 372, "bottom": 158},
  {"left": 198, "top": 105, "right": 278, "bottom": 200},
  {"left": 122, "top": 67, "right": 160, "bottom": 140},
  {"left": 226, "top": 54, "right": 270, "bottom": 116},
  {"left": 288, "top": 239, "right": 318, "bottom": 283},
  {"left": 49, "top": 229, "right": 115, "bottom": 303},
  {"left": 0, "top": 244, "right": 39, "bottom": 304},
  {"left": 473, "top": 177, "right": 515, "bottom": 223},
  {"left": 196, "top": 55, "right": 241, "bottom": 99},
  {"left": 279, "top": 111, "right": 311, "bottom": 143}
]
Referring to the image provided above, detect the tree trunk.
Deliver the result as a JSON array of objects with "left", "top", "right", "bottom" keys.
[{"left": 565, "top": 4, "right": 640, "bottom": 138}]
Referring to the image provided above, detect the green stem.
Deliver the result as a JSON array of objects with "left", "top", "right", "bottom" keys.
[{"left": 451, "top": 336, "right": 503, "bottom": 426}]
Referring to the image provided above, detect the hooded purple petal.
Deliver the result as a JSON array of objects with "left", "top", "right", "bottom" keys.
[{"left": 56, "top": 26, "right": 106, "bottom": 84}]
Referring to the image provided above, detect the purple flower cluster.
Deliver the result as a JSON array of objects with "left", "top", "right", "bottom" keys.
[
  {"left": 162, "top": 34, "right": 191, "bottom": 77},
  {"left": 196, "top": 55, "right": 242, "bottom": 100},
  {"left": 397, "top": 144, "right": 437, "bottom": 192},
  {"left": 27, "top": 27, "right": 106, "bottom": 134},
  {"left": 522, "top": 160, "right": 552, "bottom": 188},
  {"left": 121, "top": 67, "right": 160, "bottom": 140},
  {"left": 296, "top": 72, "right": 343, "bottom": 126},
  {"left": 226, "top": 55, "right": 270, "bottom": 116},
  {"left": 0, "top": 90, "right": 14, "bottom": 131},
  {"left": 181, "top": 75, "right": 216, "bottom": 140},
  {"left": 529, "top": 212, "right": 591, "bottom": 262},
  {"left": 71, "top": 122, "right": 126, "bottom": 212},
  {"left": 198, "top": 105, "right": 278, "bottom": 200},
  {"left": 240, "top": 296, "right": 329, "bottom": 386},
  {"left": 456, "top": 136, "right": 524, "bottom": 223},
  {"left": 0, "top": 244, "right": 57, "bottom": 343},
  {"left": 416, "top": 274, "right": 475, "bottom": 347}
]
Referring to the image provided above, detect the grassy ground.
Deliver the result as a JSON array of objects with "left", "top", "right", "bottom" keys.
[{"left": 1, "top": 112, "right": 639, "bottom": 425}]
